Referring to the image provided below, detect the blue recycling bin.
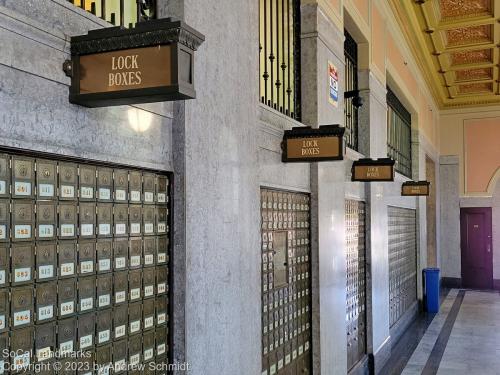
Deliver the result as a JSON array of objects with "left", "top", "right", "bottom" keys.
[{"left": 423, "top": 268, "right": 440, "bottom": 313}]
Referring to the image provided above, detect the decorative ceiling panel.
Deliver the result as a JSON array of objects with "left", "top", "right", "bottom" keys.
[
  {"left": 450, "top": 49, "right": 493, "bottom": 66},
  {"left": 455, "top": 68, "right": 493, "bottom": 82},
  {"left": 445, "top": 25, "right": 492, "bottom": 47},
  {"left": 439, "top": 0, "right": 491, "bottom": 20},
  {"left": 458, "top": 82, "right": 493, "bottom": 94}
]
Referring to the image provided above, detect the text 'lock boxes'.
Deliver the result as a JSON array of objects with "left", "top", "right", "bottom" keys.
[
  {"left": 36, "top": 201, "right": 56, "bottom": 240},
  {"left": 58, "top": 278, "right": 76, "bottom": 318},
  {"left": 11, "top": 243, "right": 34, "bottom": 285},
  {"left": 12, "top": 200, "right": 34, "bottom": 242},
  {"left": 79, "top": 165, "right": 96, "bottom": 201},
  {"left": 11, "top": 156, "right": 34, "bottom": 199},
  {"left": 96, "top": 308, "right": 112, "bottom": 346},
  {"left": 36, "top": 281, "right": 57, "bottom": 323},
  {"left": 36, "top": 160, "right": 57, "bottom": 199},
  {"left": 96, "top": 239, "right": 112, "bottom": 273},
  {"left": 58, "top": 163, "right": 78, "bottom": 200},
  {"left": 97, "top": 168, "right": 113, "bottom": 202},
  {"left": 36, "top": 242, "right": 57, "bottom": 281}
]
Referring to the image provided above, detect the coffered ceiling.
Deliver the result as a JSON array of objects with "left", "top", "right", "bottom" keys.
[{"left": 390, "top": 0, "right": 500, "bottom": 108}]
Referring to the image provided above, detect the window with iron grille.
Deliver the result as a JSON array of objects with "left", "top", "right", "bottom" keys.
[
  {"left": 66, "top": 0, "right": 156, "bottom": 28},
  {"left": 259, "top": 0, "right": 301, "bottom": 120},
  {"left": 344, "top": 30, "right": 359, "bottom": 151},
  {"left": 387, "top": 87, "right": 412, "bottom": 177}
]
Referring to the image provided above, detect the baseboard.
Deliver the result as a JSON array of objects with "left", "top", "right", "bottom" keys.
[
  {"left": 369, "top": 336, "right": 391, "bottom": 375},
  {"left": 389, "top": 301, "right": 418, "bottom": 346},
  {"left": 348, "top": 355, "right": 369, "bottom": 375},
  {"left": 494, "top": 279, "right": 500, "bottom": 291},
  {"left": 441, "top": 277, "right": 462, "bottom": 288}
]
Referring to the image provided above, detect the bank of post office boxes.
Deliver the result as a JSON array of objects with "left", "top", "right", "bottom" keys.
[
  {"left": 35, "top": 321, "right": 56, "bottom": 362},
  {"left": 0, "top": 244, "right": 9, "bottom": 286},
  {"left": 0, "top": 154, "right": 10, "bottom": 199},
  {"left": 96, "top": 308, "right": 112, "bottom": 346},
  {"left": 97, "top": 204, "right": 112, "bottom": 238},
  {"left": 143, "top": 206, "right": 155, "bottom": 236},
  {"left": 143, "top": 237, "right": 155, "bottom": 267},
  {"left": 79, "top": 202, "right": 96, "bottom": 238},
  {"left": 12, "top": 200, "right": 34, "bottom": 241},
  {"left": 11, "top": 286, "right": 33, "bottom": 328},
  {"left": 143, "top": 298, "right": 155, "bottom": 331},
  {"left": 96, "top": 240, "right": 112, "bottom": 273},
  {"left": 143, "top": 330, "right": 155, "bottom": 362},
  {"left": 129, "top": 171, "right": 142, "bottom": 203},
  {"left": 79, "top": 165, "right": 96, "bottom": 201},
  {"left": 36, "top": 201, "right": 56, "bottom": 240},
  {"left": 96, "top": 274, "right": 112, "bottom": 309},
  {"left": 36, "top": 160, "right": 57, "bottom": 199},
  {"left": 0, "top": 200, "right": 10, "bottom": 243},
  {"left": 129, "top": 238, "right": 142, "bottom": 268},
  {"left": 97, "top": 168, "right": 113, "bottom": 202},
  {"left": 113, "top": 204, "right": 128, "bottom": 237},
  {"left": 11, "top": 156, "right": 34, "bottom": 199},
  {"left": 156, "top": 236, "right": 168, "bottom": 265},
  {"left": 129, "top": 205, "right": 142, "bottom": 236},
  {"left": 0, "top": 289, "right": 8, "bottom": 332},
  {"left": 59, "top": 163, "right": 78, "bottom": 200},
  {"left": 143, "top": 173, "right": 155, "bottom": 204},
  {"left": 58, "top": 278, "right": 76, "bottom": 318},
  {"left": 11, "top": 326, "right": 33, "bottom": 371},
  {"left": 113, "top": 271, "right": 128, "bottom": 305},
  {"left": 58, "top": 317, "right": 77, "bottom": 355},
  {"left": 129, "top": 269, "right": 142, "bottom": 301},
  {"left": 128, "top": 333, "right": 142, "bottom": 366},
  {"left": 36, "top": 281, "right": 56, "bottom": 322},
  {"left": 156, "top": 206, "right": 168, "bottom": 235},
  {"left": 11, "top": 243, "right": 34, "bottom": 285},
  {"left": 78, "top": 312, "right": 95, "bottom": 350},
  {"left": 155, "top": 326, "right": 167, "bottom": 357},
  {"left": 59, "top": 241, "right": 76, "bottom": 278},
  {"left": 156, "top": 175, "right": 168, "bottom": 204},
  {"left": 128, "top": 302, "right": 142, "bottom": 335},
  {"left": 155, "top": 295, "right": 168, "bottom": 326},
  {"left": 59, "top": 202, "right": 77, "bottom": 239},
  {"left": 113, "top": 303, "right": 127, "bottom": 341},
  {"left": 113, "top": 339, "right": 127, "bottom": 373},
  {"left": 36, "top": 242, "right": 57, "bottom": 281},
  {"left": 113, "top": 238, "right": 128, "bottom": 270},
  {"left": 156, "top": 266, "right": 167, "bottom": 295},
  {"left": 143, "top": 268, "right": 155, "bottom": 299},
  {"left": 95, "top": 343, "right": 112, "bottom": 375},
  {"left": 78, "top": 276, "right": 95, "bottom": 313},
  {"left": 78, "top": 240, "right": 95, "bottom": 275},
  {"left": 113, "top": 169, "right": 128, "bottom": 203}
]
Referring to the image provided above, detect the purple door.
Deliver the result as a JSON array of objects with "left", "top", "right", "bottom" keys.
[{"left": 460, "top": 207, "right": 493, "bottom": 289}]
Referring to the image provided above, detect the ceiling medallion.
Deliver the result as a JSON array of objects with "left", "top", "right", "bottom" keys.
[
  {"left": 450, "top": 49, "right": 492, "bottom": 65},
  {"left": 440, "top": 0, "right": 491, "bottom": 19},
  {"left": 446, "top": 25, "right": 491, "bottom": 46}
]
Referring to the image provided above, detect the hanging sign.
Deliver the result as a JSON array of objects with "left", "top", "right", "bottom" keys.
[
  {"left": 328, "top": 61, "right": 339, "bottom": 107},
  {"left": 351, "top": 158, "right": 395, "bottom": 182},
  {"left": 401, "top": 181, "right": 430, "bottom": 196}
]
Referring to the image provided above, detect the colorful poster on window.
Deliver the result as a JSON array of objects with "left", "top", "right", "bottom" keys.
[{"left": 328, "top": 61, "right": 339, "bottom": 107}]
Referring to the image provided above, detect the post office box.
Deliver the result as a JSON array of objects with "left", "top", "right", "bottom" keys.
[
  {"left": 143, "top": 298, "right": 155, "bottom": 331},
  {"left": 156, "top": 236, "right": 168, "bottom": 265},
  {"left": 35, "top": 321, "right": 56, "bottom": 362},
  {"left": 155, "top": 296, "right": 168, "bottom": 326},
  {"left": 96, "top": 239, "right": 112, "bottom": 274},
  {"left": 143, "top": 362, "right": 156, "bottom": 375},
  {"left": 156, "top": 175, "right": 168, "bottom": 205},
  {"left": 11, "top": 326, "right": 33, "bottom": 370},
  {"left": 156, "top": 266, "right": 168, "bottom": 296},
  {"left": 59, "top": 163, "right": 78, "bottom": 200},
  {"left": 79, "top": 165, "right": 96, "bottom": 201},
  {"left": 143, "top": 268, "right": 155, "bottom": 299},
  {"left": 36, "top": 242, "right": 56, "bottom": 281},
  {"left": 59, "top": 202, "right": 77, "bottom": 239},
  {"left": 143, "top": 330, "right": 155, "bottom": 362},
  {"left": 128, "top": 205, "right": 142, "bottom": 237},
  {"left": 59, "top": 357, "right": 76, "bottom": 375},
  {"left": 96, "top": 274, "right": 112, "bottom": 309},
  {"left": 95, "top": 343, "right": 112, "bottom": 374},
  {"left": 97, "top": 168, "right": 113, "bottom": 202},
  {"left": 113, "top": 238, "right": 128, "bottom": 270},
  {"left": 11, "top": 243, "right": 34, "bottom": 285},
  {"left": 129, "top": 238, "right": 142, "bottom": 268},
  {"left": 143, "top": 173, "right": 155, "bottom": 204},
  {"left": 58, "top": 278, "right": 76, "bottom": 318},
  {"left": 11, "top": 286, "right": 33, "bottom": 328},
  {"left": 77, "top": 350, "right": 94, "bottom": 375},
  {"left": 143, "top": 206, "right": 155, "bottom": 236},
  {"left": 78, "top": 312, "right": 95, "bottom": 350},
  {"left": 36, "top": 281, "right": 56, "bottom": 322},
  {"left": 155, "top": 326, "right": 167, "bottom": 357},
  {"left": 78, "top": 240, "right": 95, "bottom": 275},
  {"left": 36, "top": 160, "right": 57, "bottom": 199},
  {"left": 113, "top": 204, "right": 128, "bottom": 237},
  {"left": 12, "top": 200, "right": 34, "bottom": 241},
  {"left": 58, "top": 241, "right": 76, "bottom": 278},
  {"left": 79, "top": 202, "right": 96, "bottom": 238},
  {"left": 156, "top": 206, "right": 168, "bottom": 235},
  {"left": 36, "top": 201, "right": 56, "bottom": 240},
  {"left": 96, "top": 308, "right": 112, "bottom": 346},
  {"left": 143, "top": 237, "right": 155, "bottom": 267},
  {"left": 129, "top": 171, "right": 142, "bottom": 203},
  {"left": 113, "top": 169, "right": 128, "bottom": 203},
  {"left": 11, "top": 156, "right": 34, "bottom": 199},
  {"left": 0, "top": 200, "right": 10, "bottom": 243},
  {"left": 58, "top": 317, "right": 76, "bottom": 355},
  {"left": 96, "top": 204, "right": 112, "bottom": 238},
  {"left": 0, "top": 244, "right": 9, "bottom": 287},
  {"left": 128, "top": 302, "right": 142, "bottom": 335},
  {"left": 113, "top": 339, "right": 127, "bottom": 373},
  {"left": 0, "top": 154, "right": 10, "bottom": 199},
  {"left": 78, "top": 276, "right": 95, "bottom": 313},
  {"left": 0, "top": 289, "right": 8, "bottom": 333},
  {"left": 129, "top": 269, "right": 142, "bottom": 301},
  {"left": 113, "top": 304, "right": 128, "bottom": 340},
  {"left": 0, "top": 331, "right": 8, "bottom": 370},
  {"left": 128, "top": 334, "right": 142, "bottom": 366},
  {"left": 113, "top": 271, "right": 128, "bottom": 305}
]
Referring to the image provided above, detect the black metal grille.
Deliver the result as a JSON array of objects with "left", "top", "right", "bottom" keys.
[
  {"left": 66, "top": 0, "right": 156, "bottom": 28},
  {"left": 344, "top": 31, "right": 359, "bottom": 151},
  {"left": 387, "top": 88, "right": 412, "bottom": 178},
  {"left": 259, "top": 0, "right": 301, "bottom": 120}
]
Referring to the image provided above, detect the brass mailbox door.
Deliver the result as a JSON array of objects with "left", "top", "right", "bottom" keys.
[
  {"left": 36, "top": 281, "right": 57, "bottom": 323},
  {"left": 36, "top": 160, "right": 57, "bottom": 200}
]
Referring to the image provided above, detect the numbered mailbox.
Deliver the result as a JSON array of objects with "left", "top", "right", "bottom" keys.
[
  {"left": 143, "top": 331, "right": 155, "bottom": 363},
  {"left": 35, "top": 321, "right": 56, "bottom": 362},
  {"left": 96, "top": 239, "right": 112, "bottom": 274},
  {"left": 143, "top": 173, "right": 155, "bottom": 205},
  {"left": 11, "top": 286, "right": 33, "bottom": 328},
  {"left": 143, "top": 237, "right": 155, "bottom": 267},
  {"left": 12, "top": 200, "right": 34, "bottom": 242},
  {"left": 96, "top": 274, "right": 112, "bottom": 309},
  {"left": 77, "top": 350, "right": 94, "bottom": 375},
  {"left": 143, "top": 268, "right": 155, "bottom": 299},
  {"left": 36, "top": 242, "right": 57, "bottom": 281},
  {"left": 0, "top": 154, "right": 11, "bottom": 199},
  {"left": 96, "top": 308, "right": 112, "bottom": 346},
  {"left": 58, "top": 278, "right": 76, "bottom": 318},
  {"left": 156, "top": 266, "right": 168, "bottom": 296},
  {"left": 59, "top": 356, "right": 76, "bottom": 375},
  {"left": 78, "top": 276, "right": 95, "bottom": 312},
  {"left": 129, "top": 238, "right": 142, "bottom": 268},
  {"left": 59, "top": 163, "right": 78, "bottom": 200},
  {"left": 97, "top": 168, "right": 113, "bottom": 201},
  {"left": 113, "top": 339, "right": 127, "bottom": 374},
  {"left": 11, "top": 326, "right": 34, "bottom": 370},
  {"left": 155, "top": 326, "right": 167, "bottom": 357},
  {"left": 11, "top": 243, "right": 34, "bottom": 285},
  {"left": 142, "top": 298, "right": 155, "bottom": 331},
  {"left": 113, "top": 303, "right": 128, "bottom": 340},
  {"left": 113, "top": 204, "right": 128, "bottom": 237},
  {"left": 79, "top": 202, "right": 96, "bottom": 238},
  {"left": 156, "top": 206, "right": 168, "bottom": 235},
  {"left": 59, "top": 241, "right": 77, "bottom": 278},
  {"left": 128, "top": 334, "right": 142, "bottom": 367},
  {"left": 129, "top": 269, "right": 142, "bottom": 302},
  {"left": 78, "top": 240, "right": 96, "bottom": 275},
  {"left": 78, "top": 312, "right": 95, "bottom": 350},
  {"left": 97, "top": 204, "right": 113, "bottom": 238},
  {"left": 36, "top": 201, "right": 56, "bottom": 240},
  {"left": 0, "top": 289, "right": 8, "bottom": 332},
  {"left": 0, "top": 331, "right": 8, "bottom": 370},
  {"left": 113, "top": 238, "right": 128, "bottom": 270},
  {"left": 36, "top": 281, "right": 57, "bottom": 322},
  {"left": 155, "top": 295, "right": 168, "bottom": 326},
  {"left": 156, "top": 175, "right": 168, "bottom": 205},
  {"left": 36, "top": 160, "right": 57, "bottom": 199},
  {"left": 129, "top": 171, "right": 142, "bottom": 203},
  {"left": 156, "top": 236, "right": 168, "bottom": 265},
  {"left": 113, "top": 271, "right": 128, "bottom": 305},
  {"left": 113, "top": 169, "right": 128, "bottom": 203},
  {"left": 59, "top": 202, "right": 77, "bottom": 239},
  {"left": 0, "top": 199, "right": 10, "bottom": 242},
  {"left": 128, "top": 205, "right": 142, "bottom": 236},
  {"left": 0, "top": 244, "right": 9, "bottom": 287},
  {"left": 128, "top": 302, "right": 142, "bottom": 335},
  {"left": 11, "top": 156, "right": 34, "bottom": 199},
  {"left": 95, "top": 344, "right": 112, "bottom": 374},
  {"left": 79, "top": 165, "right": 96, "bottom": 201},
  {"left": 143, "top": 362, "right": 155, "bottom": 375},
  {"left": 143, "top": 206, "right": 155, "bottom": 236},
  {"left": 58, "top": 317, "right": 77, "bottom": 356}
]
